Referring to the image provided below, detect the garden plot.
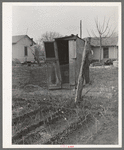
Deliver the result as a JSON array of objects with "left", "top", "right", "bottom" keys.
[
  {"left": 12, "top": 66, "right": 118, "bottom": 145},
  {"left": 62, "top": 66, "right": 118, "bottom": 144}
]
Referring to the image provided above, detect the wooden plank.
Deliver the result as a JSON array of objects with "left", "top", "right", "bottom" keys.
[
  {"left": 54, "top": 41, "right": 62, "bottom": 86},
  {"left": 48, "top": 62, "right": 61, "bottom": 90},
  {"left": 69, "top": 40, "right": 76, "bottom": 58},
  {"left": 44, "top": 41, "right": 62, "bottom": 89},
  {"left": 69, "top": 40, "right": 76, "bottom": 85}
]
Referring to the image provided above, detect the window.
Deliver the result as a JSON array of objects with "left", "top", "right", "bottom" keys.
[
  {"left": 103, "top": 47, "right": 109, "bottom": 58},
  {"left": 44, "top": 42, "right": 55, "bottom": 58},
  {"left": 24, "top": 47, "right": 28, "bottom": 56}
]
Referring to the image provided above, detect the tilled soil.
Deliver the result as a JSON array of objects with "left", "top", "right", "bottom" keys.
[{"left": 12, "top": 66, "right": 118, "bottom": 145}]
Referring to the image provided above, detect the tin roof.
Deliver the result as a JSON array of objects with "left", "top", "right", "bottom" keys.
[
  {"left": 54, "top": 34, "right": 85, "bottom": 41},
  {"left": 12, "top": 35, "right": 36, "bottom": 44},
  {"left": 89, "top": 37, "right": 118, "bottom": 47}
]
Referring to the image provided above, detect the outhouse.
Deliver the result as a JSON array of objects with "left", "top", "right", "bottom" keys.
[{"left": 44, "top": 34, "right": 89, "bottom": 90}]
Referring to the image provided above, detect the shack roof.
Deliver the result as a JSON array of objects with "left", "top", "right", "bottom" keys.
[
  {"left": 54, "top": 34, "right": 85, "bottom": 41},
  {"left": 12, "top": 35, "right": 36, "bottom": 44},
  {"left": 88, "top": 37, "right": 118, "bottom": 47}
]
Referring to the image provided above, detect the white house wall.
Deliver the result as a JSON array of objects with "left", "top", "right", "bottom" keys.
[
  {"left": 12, "top": 36, "right": 35, "bottom": 62},
  {"left": 109, "top": 46, "right": 118, "bottom": 59},
  {"left": 92, "top": 46, "right": 118, "bottom": 60},
  {"left": 92, "top": 47, "right": 103, "bottom": 60}
]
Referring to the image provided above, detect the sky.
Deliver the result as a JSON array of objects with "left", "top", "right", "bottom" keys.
[{"left": 12, "top": 3, "right": 119, "bottom": 42}]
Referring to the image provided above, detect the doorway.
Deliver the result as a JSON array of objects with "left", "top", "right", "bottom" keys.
[{"left": 56, "top": 40, "right": 69, "bottom": 84}]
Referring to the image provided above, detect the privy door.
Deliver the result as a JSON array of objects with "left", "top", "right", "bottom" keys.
[
  {"left": 44, "top": 41, "right": 62, "bottom": 89},
  {"left": 69, "top": 40, "right": 76, "bottom": 86}
]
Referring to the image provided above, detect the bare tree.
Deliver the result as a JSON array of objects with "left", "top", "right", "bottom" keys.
[
  {"left": 87, "top": 17, "right": 116, "bottom": 62},
  {"left": 33, "top": 31, "right": 62, "bottom": 63},
  {"left": 31, "top": 44, "right": 41, "bottom": 64},
  {"left": 40, "top": 31, "right": 62, "bottom": 42},
  {"left": 111, "top": 31, "right": 118, "bottom": 37}
]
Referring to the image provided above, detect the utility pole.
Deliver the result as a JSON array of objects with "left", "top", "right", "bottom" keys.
[{"left": 80, "top": 20, "right": 82, "bottom": 39}]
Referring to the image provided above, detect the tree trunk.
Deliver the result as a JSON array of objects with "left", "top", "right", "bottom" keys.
[
  {"left": 99, "top": 35, "right": 102, "bottom": 62},
  {"left": 75, "top": 39, "right": 90, "bottom": 104}
]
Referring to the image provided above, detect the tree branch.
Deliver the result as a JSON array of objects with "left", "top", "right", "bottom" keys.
[
  {"left": 95, "top": 17, "right": 101, "bottom": 34},
  {"left": 102, "top": 26, "right": 111, "bottom": 38},
  {"left": 102, "top": 17, "right": 110, "bottom": 35},
  {"left": 91, "top": 29, "right": 99, "bottom": 39},
  {"left": 87, "top": 29, "right": 92, "bottom": 37},
  {"left": 101, "top": 16, "right": 106, "bottom": 33},
  {"left": 108, "top": 26, "right": 117, "bottom": 38},
  {"left": 103, "top": 26, "right": 117, "bottom": 38}
]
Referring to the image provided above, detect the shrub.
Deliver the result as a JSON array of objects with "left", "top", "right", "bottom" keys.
[
  {"left": 91, "top": 62, "right": 103, "bottom": 66},
  {"left": 90, "top": 59, "right": 99, "bottom": 64},
  {"left": 104, "top": 59, "right": 117, "bottom": 65},
  {"left": 12, "top": 58, "right": 21, "bottom": 66}
]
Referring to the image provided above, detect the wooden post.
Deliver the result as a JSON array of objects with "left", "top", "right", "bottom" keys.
[
  {"left": 84, "top": 54, "right": 90, "bottom": 84},
  {"left": 75, "top": 38, "right": 91, "bottom": 104}
]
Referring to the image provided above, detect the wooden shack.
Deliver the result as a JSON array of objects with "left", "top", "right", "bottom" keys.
[{"left": 44, "top": 34, "right": 88, "bottom": 90}]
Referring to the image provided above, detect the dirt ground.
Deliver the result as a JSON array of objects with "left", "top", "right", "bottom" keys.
[{"left": 12, "top": 65, "right": 118, "bottom": 145}]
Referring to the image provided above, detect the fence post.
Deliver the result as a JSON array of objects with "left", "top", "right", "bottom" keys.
[{"left": 75, "top": 38, "right": 91, "bottom": 104}]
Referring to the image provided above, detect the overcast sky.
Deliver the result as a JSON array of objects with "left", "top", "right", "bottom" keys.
[{"left": 12, "top": 3, "right": 119, "bottom": 42}]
